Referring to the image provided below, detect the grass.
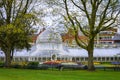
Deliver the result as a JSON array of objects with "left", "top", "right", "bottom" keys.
[{"left": 0, "top": 68, "right": 120, "bottom": 80}]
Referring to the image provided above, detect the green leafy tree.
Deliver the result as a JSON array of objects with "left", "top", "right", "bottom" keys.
[
  {"left": 63, "top": 0, "right": 120, "bottom": 71},
  {"left": 0, "top": 0, "right": 37, "bottom": 67}
]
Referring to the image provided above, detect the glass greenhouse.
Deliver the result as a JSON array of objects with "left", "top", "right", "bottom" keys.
[{"left": 0, "top": 28, "right": 120, "bottom": 62}]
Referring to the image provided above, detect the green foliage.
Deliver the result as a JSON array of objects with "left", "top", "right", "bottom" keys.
[
  {"left": 101, "top": 62, "right": 111, "bottom": 64},
  {"left": 0, "top": 24, "right": 32, "bottom": 50},
  {"left": 28, "top": 62, "right": 39, "bottom": 66},
  {"left": 11, "top": 64, "right": 22, "bottom": 68},
  {"left": 0, "top": 62, "right": 4, "bottom": 67},
  {"left": 0, "top": 0, "right": 37, "bottom": 67},
  {"left": 26, "top": 62, "right": 39, "bottom": 69}
]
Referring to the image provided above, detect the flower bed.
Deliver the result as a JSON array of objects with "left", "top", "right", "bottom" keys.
[{"left": 43, "top": 61, "right": 61, "bottom": 65}]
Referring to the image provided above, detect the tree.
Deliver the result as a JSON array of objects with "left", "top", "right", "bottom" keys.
[
  {"left": 63, "top": 0, "right": 120, "bottom": 71},
  {"left": 0, "top": 0, "right": 37, "bottom": 67},
  {"left": 36, "top": 0, "right": 67, "bottom": 31}
]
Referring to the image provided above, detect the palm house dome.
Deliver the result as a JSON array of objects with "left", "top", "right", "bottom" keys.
[
  {"left": 29, "top": 28, "right": 69, "bottom": 61},
  {"left": 36, "top": 28, "right": 62, "bottom": 44},
  {"left": 35, "top": 28, "right": 63, "bottom": 51}
]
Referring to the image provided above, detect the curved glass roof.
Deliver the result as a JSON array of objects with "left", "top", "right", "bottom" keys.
[
  {"left": 36, "top": 29, "right": 62, "bottom": 44},
  {"left": 30, "top": 28, "right": 69, "bottom": 57}
]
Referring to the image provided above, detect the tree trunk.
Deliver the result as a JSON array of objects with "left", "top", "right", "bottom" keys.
[
  {"left": 88, "top": 50, "right": 95, "bottom": 71},
  {"left": 4, "top": 50, "right": 11, "bottom": 68},
  {"left": 87, "top": 38, "right": 95, "bottom": 71},
  {"left": 11, "top": 49, "right": 14, "bottom": 60}
]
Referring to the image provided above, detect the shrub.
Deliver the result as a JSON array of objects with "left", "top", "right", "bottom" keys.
[
  {"left": 11, "top": 61, "right": 28, "bottom": 69},
  {"left": 26, "top": 62, "right": 39, "bottom": 69},
  {"left": 0, "top": 62, "right": 4, "bottom": 67},
  {"left": 27, "top": 62, "right": 39, "bottom": 66},
  {"left": 101, "top": 62, "right": 111, "bottom": 64},
  {"left": 11, "top": 64, "right": 22, "bottom": 68}
]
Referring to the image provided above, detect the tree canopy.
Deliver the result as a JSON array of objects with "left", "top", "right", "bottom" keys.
[{"left": 0, "top": 0, "right": 37, "bottom": 67}]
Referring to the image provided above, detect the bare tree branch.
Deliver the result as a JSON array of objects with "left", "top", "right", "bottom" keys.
[
  {"left": 81, "top": 0, "right": 91, "bottom": 25},
  {"left": 74, "top": 17, "right": 89, "bottom": 37},
  {"left": 96, "top": 0, "right": 111, "bottom": 32},
  {"left": 71, "top": 0, "right": 85, "bottom": 11},
  {"left": 63, "top": 0, "right": 75, "bottom": 26},
  {"left": 75, "top": 30, "right": 87, "bottom": 49}
]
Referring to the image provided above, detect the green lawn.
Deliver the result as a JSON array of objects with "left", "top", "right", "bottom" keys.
[{"left": 0, "top": 68, "right": 120, "bottom": 80}]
